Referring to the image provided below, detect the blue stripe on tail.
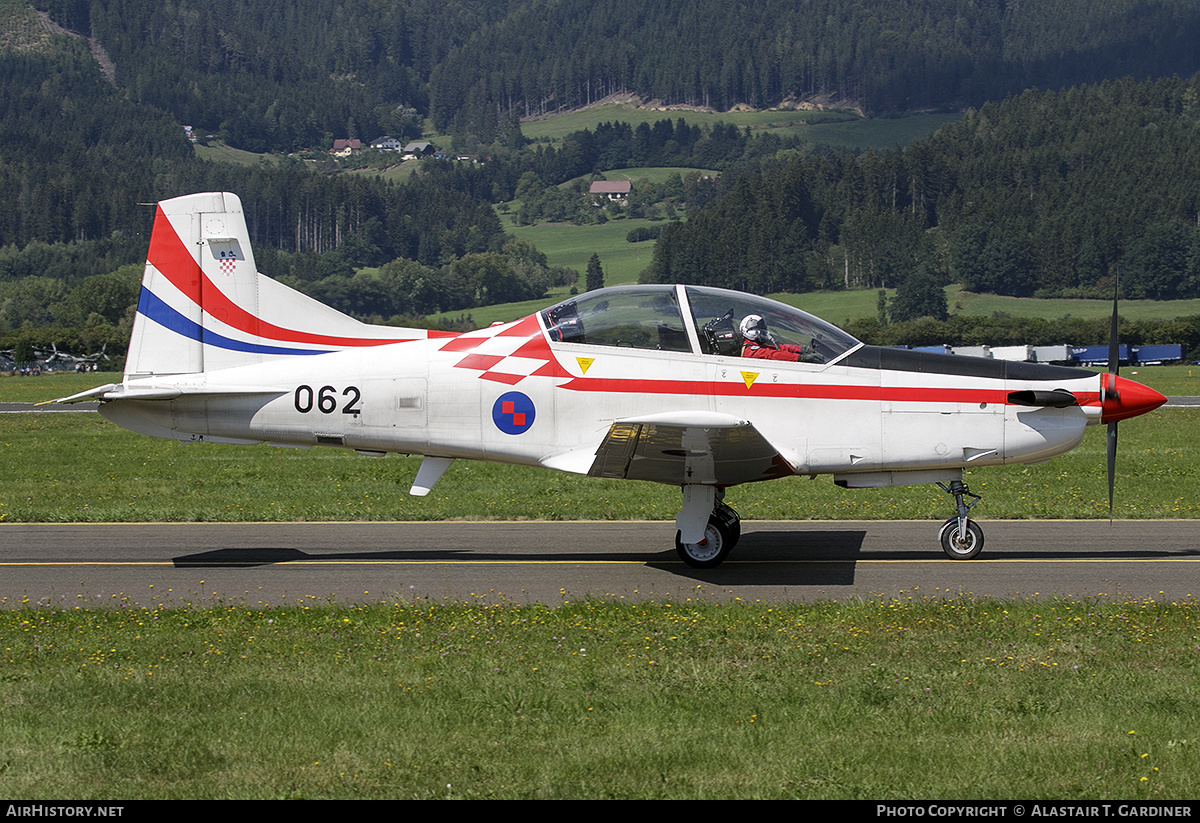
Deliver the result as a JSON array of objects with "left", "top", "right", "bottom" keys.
[{"left": 137, "top": 288, "right": 332, "bottom": 357}]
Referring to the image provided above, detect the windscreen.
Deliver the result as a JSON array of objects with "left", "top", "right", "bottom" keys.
[
  {"left": 685, "top": 286, "right": 860, "bottom": 363},
  {"left": 540, "top": 285, "right": 690, "bottom": 352}
]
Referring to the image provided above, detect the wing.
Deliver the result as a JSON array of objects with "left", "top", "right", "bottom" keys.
[{"left": 545, "top": 411, "right": 797, "bottom": 486}]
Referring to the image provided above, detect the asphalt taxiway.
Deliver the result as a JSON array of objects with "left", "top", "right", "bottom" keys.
[{"left": 2, "top": 520, "right": 1198, "bottom": 607}]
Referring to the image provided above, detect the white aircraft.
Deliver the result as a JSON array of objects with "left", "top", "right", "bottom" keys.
[{"left": 56, "top": 192, "right": 1167, "bottom": 567}]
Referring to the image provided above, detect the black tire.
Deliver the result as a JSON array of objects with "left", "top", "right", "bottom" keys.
[
  {"left": 676, "top": 511, "right": 738, "bottom": 569},
  {"left": 714, "top": 502, "right": 741, "bottom": 544},
  {"left": 938, "top": 517, "right": 984, "bottom": 560}
]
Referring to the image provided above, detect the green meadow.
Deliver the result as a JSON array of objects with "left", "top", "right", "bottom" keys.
[
  {"left": 192, "top": 141, "right": 282, "bottom": 166},
  {"left": 3, "top": 596, "right": 1200, "bottom": 799},
  {"left": 520, "top": 104, "right": 960, "bottom": 151},
  {"left": 498, "top": 209, "right": 664, "bottom": 287}
]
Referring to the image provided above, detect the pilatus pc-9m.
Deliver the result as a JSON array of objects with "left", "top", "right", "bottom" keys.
[{"left": 57, "top": 193, "right": 1166, "bottom": 568}]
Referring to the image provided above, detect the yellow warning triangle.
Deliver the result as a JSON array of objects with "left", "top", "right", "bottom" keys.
[
  {"left": 577, "top": 357, "right": 595, "bottom": 374},
  {"left": 740, "top": 371, "right": 759, "bottom": 389}
]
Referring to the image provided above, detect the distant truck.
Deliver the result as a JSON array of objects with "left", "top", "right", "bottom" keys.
[
  {"left": 905, "top": 343, "right": 1182, "bottom": 366},
  {"left": 1130, "top": 344, "right": 1184, "bottom": 365},
  {"left": 1070, "top": 344, "right": 1130, "bottom": 366},
  {"left": 1070, "top": 344, "right": 1183, "bottom": 366}
]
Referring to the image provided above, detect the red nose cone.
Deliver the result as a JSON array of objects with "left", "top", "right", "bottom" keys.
[{"left": 1101, "top": 375, "right": 1168, "bottom": 423}]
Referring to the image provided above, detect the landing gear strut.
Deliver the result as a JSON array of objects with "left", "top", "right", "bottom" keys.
[
  {"left": 936, "top": 479, "right": 984, "bottom": 560},
  {"left": 675, "top": 490, "right": 741, "bottom": 569}
]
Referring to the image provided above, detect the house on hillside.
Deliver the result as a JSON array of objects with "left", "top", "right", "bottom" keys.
[
  {"left": 403, "top": 141, "right": 436, "bottom": 159},
  {"left": 590, "top": 180, "right": 631, "bottom": 204},
  {"left": 331, "top": 138, "right": 361, "bottom": 157},
  {"left": 370, "top": 135, "right": 403, "bottom": 151}
]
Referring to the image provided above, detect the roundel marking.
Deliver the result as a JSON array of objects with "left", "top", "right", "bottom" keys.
[{"left": 492, "top": 391, "right": 536, "bottom": 435}]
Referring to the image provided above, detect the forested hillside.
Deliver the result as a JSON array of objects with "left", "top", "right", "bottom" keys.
[
  {"left": 33, "top": 0, "right": 1200, "bottom": 151},
  {"left": 431, "top": 0, "right": 1200, "bottom": 134},
  {"left": 646, "top": 78, "right": 1200, "bottom": 304},
  {"left": 37, "top": 0, "right": 508, "bottom": 151}
]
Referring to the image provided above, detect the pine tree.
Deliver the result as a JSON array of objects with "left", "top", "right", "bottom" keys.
[{"left": 586, "top": 253, "right": 604, "bottom": 291}]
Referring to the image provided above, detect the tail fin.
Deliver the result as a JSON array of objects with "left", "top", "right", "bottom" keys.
[{"left": 125, "top": 192, "right": 430, "bottom": 379}]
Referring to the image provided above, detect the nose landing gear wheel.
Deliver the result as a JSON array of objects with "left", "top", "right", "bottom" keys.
[
  {"left": 936, "top": 479, "right": 985, "bottom": 560},
  {"left": 938, "top": 517, "right": 984, "bottom": 560},
  {"left": 675, "top": 505, "right": 740, "bottom": 569}
]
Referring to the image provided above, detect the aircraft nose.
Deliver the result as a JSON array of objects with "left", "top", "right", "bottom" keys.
[{"left": 1100, "top": 375, "right": 1168, "bottom": 423}]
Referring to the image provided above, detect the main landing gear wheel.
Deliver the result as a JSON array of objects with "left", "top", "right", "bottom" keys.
[
  {"left": 938, "top": 517, "right": 984, "bottom": 560},
  {"left": 675, "top": 504, "right": 740, "bottom": 569},
  {"left": 716, "top": 502, "right": 740, "bottom": 544}
]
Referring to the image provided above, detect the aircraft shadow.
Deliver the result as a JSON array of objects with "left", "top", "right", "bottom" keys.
[
  {"left": 170, "top": 527, "right": 1200, "bottom": 587},
  {"left": 649, "top": 530, "right": 868, "bottom": 584},
  {"left": 172, "top": 529, "right": 872, "bottom": 586}
]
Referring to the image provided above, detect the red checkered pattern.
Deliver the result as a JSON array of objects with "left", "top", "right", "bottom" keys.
[{"left": 439, "top": 315, "right": 569, "bottom": 385}]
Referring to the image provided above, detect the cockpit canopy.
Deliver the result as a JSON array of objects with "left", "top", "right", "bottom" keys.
[{"left": 540, "top": 284, "right": 860, "bottom": 364}]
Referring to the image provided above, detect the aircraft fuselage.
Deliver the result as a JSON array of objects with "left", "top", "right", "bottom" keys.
[{"left": 102, "top": 313, "right": 1108, "bottom": 486}]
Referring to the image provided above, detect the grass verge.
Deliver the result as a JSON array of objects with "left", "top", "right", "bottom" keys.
[{"left": 1, "top": 595, "right": 1198, "bottom": 799}]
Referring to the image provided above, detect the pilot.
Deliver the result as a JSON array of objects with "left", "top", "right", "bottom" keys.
[{"left": 739, "top": 314, "right": 820, "bottom": 362}]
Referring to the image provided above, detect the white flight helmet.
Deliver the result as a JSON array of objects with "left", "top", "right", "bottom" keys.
[{"left": 739, "top": 314, "right": 774, "bottom": 346}]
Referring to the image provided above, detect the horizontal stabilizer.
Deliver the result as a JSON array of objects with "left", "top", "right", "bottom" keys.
[
  {"left": 48, "top": 384, "right": 120, "bottom": 404},
  {"left": 54, "top": 382, "right": 285, "bottom": 404}
]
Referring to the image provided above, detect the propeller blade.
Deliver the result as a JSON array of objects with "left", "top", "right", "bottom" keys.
[
  {"left": 1107, "top": 273, "right": 1119, "bottom": 521},
  {"left": 1107, "top": 275, "right": 1120, "bottom": 400},
  {"left": 1107, "top": 421, "right": 1117, "bottom": 521}
]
